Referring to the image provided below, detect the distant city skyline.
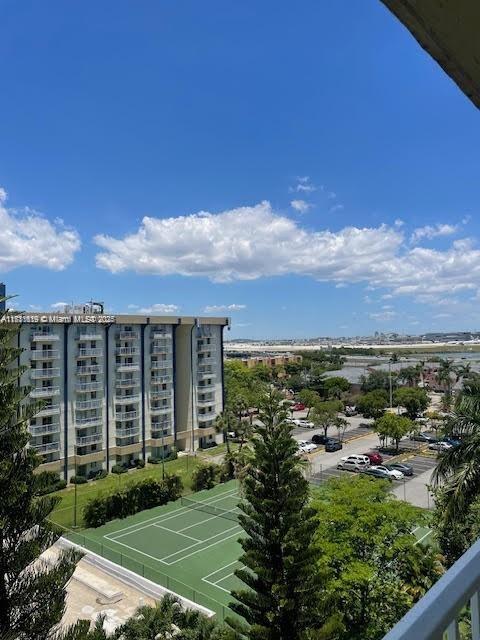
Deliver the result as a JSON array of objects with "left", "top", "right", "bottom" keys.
[{"left": 1, "top": 1, "right": 480, "bottom": 339}]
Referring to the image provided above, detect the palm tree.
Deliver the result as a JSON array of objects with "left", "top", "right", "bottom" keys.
[
  {"left": 433, "top": 379, "right": 480, "bottom": 520},
  {"left": 214, "top": 410, "right": 233, "bottom": 454},
  {"left": 456, "top": 362, "right": 472, "bottom": 380},
  {"left": 436, "top": 358, "right": 455, "bottom": 395}
]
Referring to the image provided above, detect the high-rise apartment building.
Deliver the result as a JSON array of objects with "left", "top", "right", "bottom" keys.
[{"left": 2, "top": 302, "right": 229, "bottom": 480}]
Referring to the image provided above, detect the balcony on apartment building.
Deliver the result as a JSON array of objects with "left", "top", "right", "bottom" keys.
[
  {"left": 77, "top": 347, "right": 103, "bottom": 357},
  {"left": 116, "top": 426, "right": 141, "bottom": 438},
  {"left": 76, "top": 364, "right": 103, "bottom": 375},
  {"left": 151, "top": 389, "right": 171, "bottom": 399},
  {"left": 151, "top": 343, "right": 172, "bottom": 354},
  {"left": 31, "top": 441, "right": 60, "bottom": 454},
  {"left": 197, "top": 370, "right": 217, "bottom": 381},
  {"left": 31, "top": 368, "right": 61, "bottom": 379},
  {"left": 75, "top": 398, "right": 103, "bottom": 410},
  {"left": 76, "top": 432, "right": 103, "bottom": 446},
  {"left": 115, "top": 393, "right": 141, "bottom": 404},
  {"left": 116, "top": 330, "right": 139, "bottom": 340},
  {"left": 76, "top": 330, "right": 103, "bottom": 341},
  {"left": 150, "top": 404, "right": 171, "bottom": 415},
  {"left": 382, "top": 537, "right": 480, "bottom": 640},
  {"left": 115, "top": 376, "right": 140, "bottom": 388},
  {"left": 115, "top": 410, "right": 138, "bottom": 421},
  {"left": 35, "top": 404, "right": 61, "bottom": 418},
  {"left": 197, "top": 357, "right": 215, "bottom": 365},
  {"left": 197, "top": 342, "right": 216, "bottom": 353},
  {"left": 76, "top": 414, "right": 103, "bottom": 427},
  {"left": 31, "top": 331, "right": 59, "bottom": 342},
  {"left": 152, "top": 331, "right": 172, "bottom": 340},
  {"left": 197, "top": 395, "right": 215, "bottom": 407},
  {"left": 151, "top": 374, "right": 172, "bottom": 385},
  {"left": 116, "top": 362, "right": 140, "bottom": 373},
  {"left": 31, "top": 349, "right": 60, "bottom": 360},
  {"left": 30, "top": 386, "right": 60, "bottom": 399},
  {"left": 116, "top": 346, "right": 139, "bottom": 355},
  {"left": 198, "top": 382, "right": 216, "bottom": 391},
  {"left": 30, "top": 422, "right": 60, "bottom": 436},
  {"left": 76, "top": 381, "right": 103, "bottom": 392}
]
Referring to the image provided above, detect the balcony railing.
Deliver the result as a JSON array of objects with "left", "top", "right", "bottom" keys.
[
  {"left": 152, "top": 332, "right": 172, "bottom": 340},
  {"left": 115, "top": 410, "right": 138, "bottom": 421},
  {"left": 31, "top": 441, "right": 60, "bottom": 454},
  {"left": 115, "top": 377, "right": 139, "bottom": 388},
  {"left": 197, "top": 371, "right": 217, "bottom": 380},
  {"left": 75, "top": 398, "right": 102, "bottom": 410},
  {"left": 76, "top": 433, "right": 103, "bottom": 446},
  {"left": 382, "top": 537, "right": 480, "bottom": 640},
  {"left": 198, "top": 382, "right": 216, "bottom": 391},
  {"left": 30, "top": 386, "right": 60, "bottom": 398},
  {"left": 150, "top": 405, "right": 171, "bottom": 415},
  {"left": 31, "top": 350, "right": 59, "bottom": 360},
  {"left": 116, "top": 363, "right": 139, "bottom": 373},
  {"left": 116, "top": 331, "right": 139, "bottom": 340},
  {"left": 116, "top": 346, "right": 139, "bottom": 355},
  {"left": 198, "top": 413, "right": 215, "bottom": 422},
  {"left": 76, "top": 415, "right": 103, "bottom": 427},
  {"left": 76, "top": 365, "right": 103, "bottom": 375},
  {"left": 77, "top": 331, "right": 103, "bottom": 341},
  {"left": 76, "top": 381, "right": 103, "bottom": 392},
  {"left": 116, "top": 426, "right": 141, "bottom": 438},
  {"left": 152, "top": 428, "right": 172, "bottom": 438},
  {"left": 151, "top": 375, "right": 172, "bottom": 385},
  {"left": 30, "top": 423, "right": 60, "bottom": 436},
  {"left": 31, "top": 332, "right": 59, "bottom": 342},
  {"left": 35, "top": 405, "right": 61, "bottom": 417},
  {"left": 197, "top": 342, "right": 216, "bottom": 353},
  {"left": 151, "top": 345, "right": 172, "bottom": 354},
  {"left": 78, "top": 348, "right": 103, "bottom": 357},
  {"left": 151, "top": 389, "right": 171, "bottom": 399},
  {"left": 31, "top": 368, "right": 60, "bottom": 379},
  {"left": 115, "top": 394, "right": 140, "bottom": 404},
  {"left": 197, "top": 397, "right": 215, "bottom": 407},
  {"left": 198, "top": 357, "right": 215, "bottom": 365},
  {"left": 151, "top": 361, "right": 172, "bottom": 371}
]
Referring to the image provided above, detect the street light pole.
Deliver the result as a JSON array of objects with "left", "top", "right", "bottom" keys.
[
  {"left": 161, "top": 429, "right": 165, "bottom": 480},
  {"left": 389, "top": 360, "right": 393, "bottom": 409},
  {"left": 73, "top": 444, "right": 78, "bottom": 528}
]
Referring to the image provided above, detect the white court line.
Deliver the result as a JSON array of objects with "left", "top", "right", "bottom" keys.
[
  {"left": 166, "top": 529, "right": 242, "bottom": 566},
  {"left": 177, "top": 506, "right": 239, "bottom": 533},
  {"left": 415, "top": 529, "right": 432, "bottom": 545},
  {"left": 152, "top": 524, "right": 200, "bottom": 543},
  {"left": 214, "top": 572, "right": 235, "bottom": 586},
  {"left": 105, "top": 489, "right": 239, "bottom": 541},
  {"left": 203, "top": 560, "right": 239, "bottom": 581},
  {"left": 105, "top": 524, "right": 242, "bottom": 567},
  {"left": 202, "top": 577, "right": 231, "bottom": 595},
  {"left": 160, "top": 524, "right": 240, "bottom": 562}
]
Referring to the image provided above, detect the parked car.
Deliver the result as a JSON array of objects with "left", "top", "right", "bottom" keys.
[
  {"left": 292, "top": 403, "right": 305, "bottom": 411},
  {"left": 362, "top": 467, "right": 393, "bottom": 482},
  {"left": 298, "top": 440, "right": 317, "bottom": 454},
  {"left": 345, "top": 405, "right": 357, "bottom": 416},
  {"left": 312, "top": 433, "right": 329, "bottom": 445},
  {"left": 429, "top": 441, "right": 453, "bottom": 452},
  {"left": 363, "top": 451, "right": 383, "bottom": 465},
  {"left": 411, "top": 432, "right": 437, "bottom": 443},
  {"left": 337, "top": 454, "right": 370, "bottom": 472},
  {"left": 294, "top": 419, "right": 314, "bottom": 429},
  {"left": 325, "top": 439, "right": 343, "bottom": 452},
  {"left": 386, "top": 462, "right": 413, "bottom": 477},
  {"left": 441, "top": 438, "right": 461, "bottom": 447},
  {"left": 369, "top": 464, "right": 404, "bottom": 480}
]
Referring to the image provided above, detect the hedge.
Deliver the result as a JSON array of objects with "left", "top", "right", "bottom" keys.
[
  {"left": 83, "top": 474, "right": 183, "bottom": 528},
  {"left": 35, "top": 471, "right": 67, "bottom": 495},
  {"left": 69, "top": 475, "right": 87, "bottom": 485}
]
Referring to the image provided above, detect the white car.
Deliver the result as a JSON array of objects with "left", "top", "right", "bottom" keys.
[
  {"left": 298, "top": 440, "right": 317, "bottom": 454},
  {"left": 429, "top": 441, "right": 453, "bottom": 452},
  {"left": 293, "top": 419, "right": 314, "bottom": 429},
  {"left": 337, "top": 454, "right": 370, "bottom": 472},
  {"left": 370, "top": 465, "right": 404, "bottom": 480}
]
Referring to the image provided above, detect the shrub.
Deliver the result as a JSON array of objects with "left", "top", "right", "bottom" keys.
[
  {"left": 134, "top": 458, "right": 145, "bottom": 469},
  {"left": 148, "top": 456, "right": 160, "bottom": 464},
  {"left": 83, "top": 473, "right": 183, "bottom": 528},
  {"left": 35, "top": 471, "right": 67, "bottom": 495},
  {"left": 70, "top": 475, "right": 87, "bottom": 485},
  {"left": 90, "top": 469, "right": 108, "bottom": 481},
  {"left": 191, "top": 464, "right": 219, "bottom": 492},
  {"left": 111, "top": 464, "right": 128, "bottom": 475}
]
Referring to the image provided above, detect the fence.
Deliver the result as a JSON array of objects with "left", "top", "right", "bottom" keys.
[{"left": 64, "top": 531, "right": 233, "bottom": 623}]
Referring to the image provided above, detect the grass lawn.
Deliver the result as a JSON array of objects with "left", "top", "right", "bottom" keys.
[
  {"left": 198, "top": 442, "right": 239, "bottom": 458},
  {"left": 49, "top": 455, "right": 202, "bottom": 530}
]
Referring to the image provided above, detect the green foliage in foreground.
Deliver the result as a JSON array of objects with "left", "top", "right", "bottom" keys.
[
  {"left": 312, "top": 476, "right": 443, "bottom": 640},
  {"left": 0, "top": 298, "right": 79, "bottom": 639}
]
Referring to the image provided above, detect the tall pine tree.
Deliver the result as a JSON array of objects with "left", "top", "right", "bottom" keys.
[
  {"left": 229, "top": 389, "right": 326, "bottom": 640},
  {"left": 0, "top": 299, "right": 79, "bottom": 639}
]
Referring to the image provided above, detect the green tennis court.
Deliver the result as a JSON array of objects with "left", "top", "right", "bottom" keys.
[{"left": 66, "top": 480, "right": 245, "bottom": 621}]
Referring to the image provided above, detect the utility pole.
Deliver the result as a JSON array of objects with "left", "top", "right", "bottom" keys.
[{"left": 389, "top": 359, "right": 393, "bottom": 409}]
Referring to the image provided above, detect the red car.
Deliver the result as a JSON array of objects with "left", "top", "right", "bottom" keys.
[
  {"left": 292, "top": 403, "right": 306, "bottom": 411},
  {"left": 364, "top": 451, "right": 383, "bottom": 465}
]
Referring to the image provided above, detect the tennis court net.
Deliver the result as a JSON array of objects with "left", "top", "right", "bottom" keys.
[{"left": 180, "top": 496, "right": 241, "bottom": 523}]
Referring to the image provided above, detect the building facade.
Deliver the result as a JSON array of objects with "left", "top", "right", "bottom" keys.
[{"left": 3, "top": 306, "right": 228, "bottom": 480}]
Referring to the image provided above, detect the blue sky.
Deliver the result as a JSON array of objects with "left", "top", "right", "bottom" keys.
[{"left": 1, "top": 0, "right": 480, "bottom": 339}]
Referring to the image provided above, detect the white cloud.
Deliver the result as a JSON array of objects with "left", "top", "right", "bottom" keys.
[
  {"left": 329, "top": 204, "right": 344, "bottom": 213},
  {"left": 369, "top": 310, "right": 397, "bottom": 322},
  {"left": 235, "top": 322, "right": 252, "bottom": 328},
  {"left": 410, "top": 223, "right": 458, "bottom": 244},
  {"left": 136, "top": 303, "right": 180, "bottom": 314},
  {"left": 382, "top": 304, "right": 393, "bottom": 310},
  {"left": 204, "top": 304, "right": 246, "bottom": 313},
  {"left": 94, "top": 200, "right": 480, "bottom": 306},
  {"left": 0, "top": 188, "right": 81, "bottom": 272},
  {"left": 51, "top": 301, "right": 69, "bottom": 310},
  {"left": 289, "top": 176, "right": 317, "bottom": 193},
  {"left": 290, "top": 199, "right": 312, "bottom": 214}
]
